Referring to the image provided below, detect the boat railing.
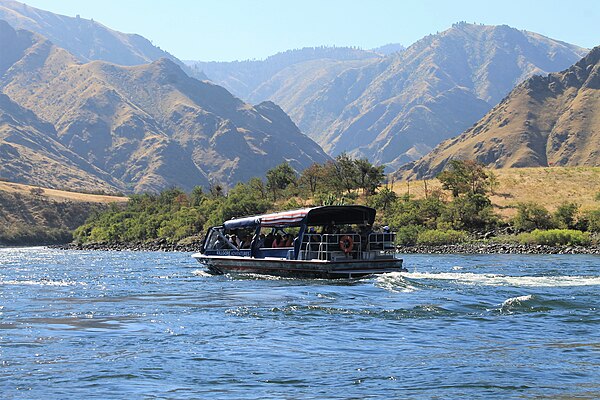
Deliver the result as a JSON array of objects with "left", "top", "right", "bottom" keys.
[
  {"left": 300, "top": 233, "right": 362, "bottom": 261},
  {"left": 367, "top": 232, "right": 396, "bottom": 253}
]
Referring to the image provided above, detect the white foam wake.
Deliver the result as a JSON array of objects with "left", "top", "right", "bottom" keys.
[
  {"left": 191, "top": 269, "right": 212, "bottom": 277},
  {"left": 501, "top": 294, "right": 534, "bottom": 307},
  {"left": 375, "top": 272, "right": 421, "bottom": 292},
  {"left": 401, "top": 272, "right": 600, "bottom": 287}
]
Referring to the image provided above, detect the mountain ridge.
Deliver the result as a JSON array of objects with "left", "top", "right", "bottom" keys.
[
  {"left": 0, "top": 20, "right": 329, "bottom": 193},
  {"left": 191, "top": 23, "right": 588, "bottom": 171},
  {"left": 0, "top": 92, "right": 125, "bottom": 191},
  {"left": 187, "top": 46, "right": 384, "bottom": 101},
  {"left": 0, "top": 0, "right": 208, "bottom": 80},
  {"left": 396, "top": 45, "right": 600, "bottom": 179},
  {"left": 315, "top": 23, "right": 588, "bottom": 169}
]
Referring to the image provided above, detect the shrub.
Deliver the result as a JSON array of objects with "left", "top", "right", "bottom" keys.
[
  {"left": 579, "top": 209, "right": 600, "bottom": 232},
  {"left": 553, "top": 202, "right": 579, "bottom": 229},
  {"left": 439, "top": 193, "right": 498, "bottom": 230},
  {"left": 518, "top": 229, "right": 591, "bottom": 246},
  {"left": 385, "top": 196, "right": 447, "bottom": 230},
  {"left": 395, "top": 225, "right": 424, "bottom": 246},
  {"left": 512, "top": 202, "right": 554, "bottom": 232},
  {"left": 368, "top": 187, "right": 398, "bottom": 213},
  {"left": 416, "top": 229, "right": 468, "bottom": 246}
]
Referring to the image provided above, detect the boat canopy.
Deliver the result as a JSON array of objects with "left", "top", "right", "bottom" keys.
[{"left": 222, "top": 206, "right": 376, "bottom": 230}]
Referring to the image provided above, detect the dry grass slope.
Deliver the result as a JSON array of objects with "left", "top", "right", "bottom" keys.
[
  {"left": 0, "top": 180, "right": 127, "bottom": 204},
  {"left": 394, "top": 167, "right": 600, "bottom": 217}
]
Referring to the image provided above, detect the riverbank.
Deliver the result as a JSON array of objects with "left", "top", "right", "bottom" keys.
[
  {"left": 54, "top": 239, "right": 600, "bottom": 255},
  {"left": 397, "top": 242, "right": 600, "bottom": 255},
  {"left": 57, "top": 238, "right": 203, "bottom": 252}
]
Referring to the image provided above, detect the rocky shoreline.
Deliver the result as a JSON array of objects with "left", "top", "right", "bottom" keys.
[
  {"left": 397, "top": 242, "right": 600, "bottom": 255},
  {"left": 54, "top": 239, "right": 600, "bottom": 255},
  {"left": 56, "top": 238, "right": 203, "bottom": 253}
]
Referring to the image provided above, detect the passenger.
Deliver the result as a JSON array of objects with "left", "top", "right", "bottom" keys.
[
  {"left": 265, "top": 232, "right": 274, "bottom": 247},
  {"left": 359, "top": 225, "right": 372, "bottom": 251},
  {"left": 272, "top": 233, "right": 283, "bottom": 247},
  {"left": 240, "top": 235, "right": 251, "bottom": 249},
  {"left": 230, "top": 234, "right": 241, "bottom": 248},
  {"left": 382, "top": 225, "right": 392, "bottom": 243},
  {"left": 284, "top": 234, "right": 293, "bottom": 247}
]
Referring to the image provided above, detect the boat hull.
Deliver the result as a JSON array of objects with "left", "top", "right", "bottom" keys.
[{"left": 192, "top": 254, "right": 406, "bottom": 279}]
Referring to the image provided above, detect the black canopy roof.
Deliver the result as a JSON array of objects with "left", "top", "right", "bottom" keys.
[
  {"left": 222, "top": 205, "right": 376, "bottom": 229},
  {"left": 304, "top": 206, "right": 375, "bottom": 226}
]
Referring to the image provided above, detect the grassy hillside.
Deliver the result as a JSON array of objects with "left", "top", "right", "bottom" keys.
[
  {"left": 394, "top": 167, "right": 600, "bottom": 217},
  {"left": 0, "top": 180, "right": 127, "bottom": 246},
  {"left": 0, "top": 181, "right": 127, "bottom": 203}
]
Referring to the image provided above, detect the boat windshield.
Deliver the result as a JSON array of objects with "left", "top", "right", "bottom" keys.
[{"left": 204, "top": 227, "right": 235, "bottom": 250}]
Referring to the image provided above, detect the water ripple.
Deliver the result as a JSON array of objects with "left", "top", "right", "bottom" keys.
[{"left": 1, "top": 248, "right": 599, "bottom": 399}]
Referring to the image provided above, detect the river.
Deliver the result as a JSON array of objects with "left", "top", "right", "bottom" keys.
[{"left": 1, "top": 248, "right": 599, "bottom": 399}]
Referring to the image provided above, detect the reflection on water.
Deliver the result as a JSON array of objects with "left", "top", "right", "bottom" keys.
[{"left": 1, "top": 249, "right": 599, "bottom": 399}]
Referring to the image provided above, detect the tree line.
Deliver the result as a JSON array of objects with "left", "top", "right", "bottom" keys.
[
  {"left": 74, "top": 154, "right": 385, "bottom": 244},
  {"left": 73, "top": 158, "right": 600, "bottom": 247}
]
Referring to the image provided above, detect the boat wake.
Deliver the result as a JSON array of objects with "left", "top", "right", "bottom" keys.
[
  {"left": 400, "top": 272, "right": 600, "bottom": 287},
  {"left": 191, "top": 269, "right": 212, "bottom": 277},
  {"left": 496, "top": 294, "right": 582, "bottom": 314},
  {"left": 501, "top": 294, "right": 534, "bottom": 307},
  {"left": 375, "top": 272, "right": 424, "bottom": 292}
]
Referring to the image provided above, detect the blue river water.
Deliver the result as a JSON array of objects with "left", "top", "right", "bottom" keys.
[{"left": 1, "top": 247, "right": 599, "bottom": 399}]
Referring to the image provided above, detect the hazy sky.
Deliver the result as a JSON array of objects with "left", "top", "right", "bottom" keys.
[{"left": 21, "top": 0, "right": 600, "bottom": 61}]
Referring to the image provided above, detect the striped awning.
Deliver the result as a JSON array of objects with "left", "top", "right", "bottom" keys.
[{"left": 259, "top": 208, "right": 312, "bottom": 227}]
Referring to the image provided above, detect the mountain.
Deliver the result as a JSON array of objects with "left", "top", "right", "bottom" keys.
[
  {"left": 396, "top": 46, "right": 600, "bottom": 180},
  {"left": 193, "top": 23, "right": 587, "bottom": 171},
  {"left": 187, "top": 46, "right": 383, "bottom": 104},
  {"left": 0, "top": 0, "right": 206, "bottom": 79},
  {"left": 370, "top": 43, "right": 405, "bottom": 55},
  {"left": 310, "top": 23, "right": 588, "bottom": 169},
  {"left": 0, "top": 21, "right": 329, "bottom": 192},
  {"left": 0, "top": 92, "right": 123, "bottom": 192}
]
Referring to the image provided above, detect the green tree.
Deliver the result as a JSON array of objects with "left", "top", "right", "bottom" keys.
[
  {"left": 512, "top": 202, "right": 554, "bottom": 232},
  {"left": 354, "top": 158, "right": 385, "bottom": 196},
  {"left": 210, "top": 183, "right": 224, "bottom": 198},
  {"left": 440, "top": 193, "right": 497, "bottom": 230},
  {"left": 580, "top": 209, "right": 600, "bottom": 232},
  {"left": 190, "top": 186, "right": 205, "bottom": 207},
  {"left": 247, "top": 177, "right": 267, "bottom": 199},
  {"left": 298, "top": 163, "right": 325, "bottom": 197},
  {"left": 327, "top": 153, "right": 359, "bottom": 194},
  {"left": 437, "top": 159, "right": 488, "bottom": 197},
  {"left": 553, "top": 202, "right": 579, "bottom": 229},
  {"left": 487, "top": 170, "right": 499, "bottom": 195},
  {"left": 368, "top": 187, "right": 398, "bottom": 213},
  {"left": 266, "top": 162, "right": 297, "bottom": 200}
]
